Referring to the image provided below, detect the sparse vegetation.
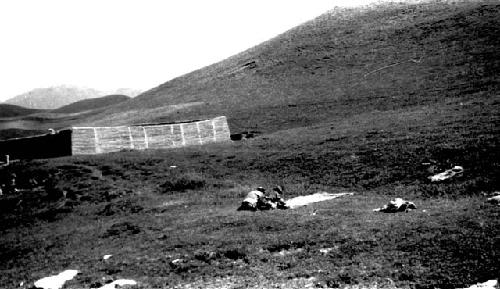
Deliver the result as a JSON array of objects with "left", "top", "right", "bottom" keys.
[
  {"left": 52, "top": 94, "right": 130, "bottom": 114},
  {"left": 0, "top": 104, "right": 43, "bottom": 118},
  {"left": 159, "top": 171, "right": 207, "bottom": 193}
]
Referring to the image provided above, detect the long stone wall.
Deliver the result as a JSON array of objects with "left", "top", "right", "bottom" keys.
[{"left": 71, "top": 116, "right": 231, "bottom": 155}]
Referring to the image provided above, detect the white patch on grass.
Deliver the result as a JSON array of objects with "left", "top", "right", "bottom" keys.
[
  {"left": 171, "top": 258, "right": 184, "bottom": 265},
  {"left": 461, "top": 280, "right": 498, "bottom": 289},
  {"left": 487, "top": 195, "right": 500, "bottom": 206},
  {"left": 97, "top": 279, "right": 137, "bottom": 289},
  {"left": 103, "top": 254, "right": 112, "bottom": 260},
  {"left": 429, "top": 165, "right": 464, "bottom": 182},
  {"left": 159, "top": 200, "right": 184, "bottom": 207},
  {"left": 33, "top": 269, "right": 79, "bottom": 289},
  {"left": 285, "top": 192, "right": 353, "bottom": 209},
  {"left": 273, "top": 248, "right": 304, "bottom": 257},
  {"left": 319, "top": 247, "right": 336, "bottom": 254}
]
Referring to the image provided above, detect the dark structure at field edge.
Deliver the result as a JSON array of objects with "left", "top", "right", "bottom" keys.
[
  {"left": 0, "top": 116, "right": 230, "bottom": 160},
  {"left": 0, "top": 130, "right": 72, "bottom": 159}
]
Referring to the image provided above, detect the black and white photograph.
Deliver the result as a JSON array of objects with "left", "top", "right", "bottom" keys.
[{"left": 0, "top": 0, "right": 498, "bottom": 288}]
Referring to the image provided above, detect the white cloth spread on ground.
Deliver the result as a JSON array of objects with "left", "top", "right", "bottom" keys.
[
  {"left": 461, "top": 279, "right": 498, "bottom": 289},
  {"left": 34, "top": 270, "right": 79, "bottom": 289},
  {"left": 97, "top": 279, "right": 137, "bottom": 289},
  {"left": 487, "top": 193, "right": 500, "bottom": 206},
  {"left": 285, "top": 192, "right": 353, "bottom": 209}
]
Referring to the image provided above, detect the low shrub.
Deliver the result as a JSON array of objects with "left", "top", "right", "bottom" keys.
[{"left": 159, "top": 172, "right": 207, "bottom": 193}]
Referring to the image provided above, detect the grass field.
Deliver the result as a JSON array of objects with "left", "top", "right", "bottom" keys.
[{"left": 0, "top": 88, "right": 498, "bottom": 288}]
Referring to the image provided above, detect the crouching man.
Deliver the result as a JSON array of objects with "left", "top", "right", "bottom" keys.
[
  {"left": 237, "top": 187, "right": 267, "bottom": 211},
  {"left": 268, "top": 186, "right": 289, "bottom": 210}
]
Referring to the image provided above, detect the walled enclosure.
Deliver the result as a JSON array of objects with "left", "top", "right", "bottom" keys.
[{"left": 71, "top": 116, "right": 231, "bottom": 155}]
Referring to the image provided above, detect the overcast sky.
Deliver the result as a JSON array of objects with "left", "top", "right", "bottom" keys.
[{"left": 0, "top": 0, "right": 378, "bottom": 101}]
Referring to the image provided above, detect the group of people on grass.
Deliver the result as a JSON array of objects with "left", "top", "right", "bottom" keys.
[{"left": 238, "top": 185, "right": 289, "bottom": 211}]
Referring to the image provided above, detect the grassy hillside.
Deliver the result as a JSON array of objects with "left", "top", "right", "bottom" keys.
[
  {"left": 0, "top": 1, "right": 499, "bottom": 288},
  {"left": 52, "top": 94, "right": 130, "bottom": 114},
  {"left": 90, "top": 0, "right": 499, "bottom": 132},
  {"left": 0, "top": 104, "right": 54, "bottom": 140},
  {"left": 0, "top": 129, "right": 49, "bottom": 141},
  {"left": 0, "top": 104, "right": 43, "bottom": 118},
  {"left": 0, "top": 95, "right": 130, "bottom": 139}
]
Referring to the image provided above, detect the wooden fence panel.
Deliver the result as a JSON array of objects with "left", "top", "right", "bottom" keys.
[
  {"left": 130, "top": 126, "right": 147, "bottom": 150},
  {"left": 95, "top": 127, "right": 131, "bottom": 153},
  {"left": 213, "top": 116, "right": 231, "bottom": 141},
  {"left": 198, "top": 120, "right": 215, "bottom": 144},
  {"left": 171, "top": 124, "right": 183, "bottom": 147},
  {"left": 144, "top": 125, "right": 168, "bottom": 149},
  {"left": 72, "top": 128, "right": 98, "bottom": 155},
  {"left": 182, "top": 122, "right": 200, "bottom": 146},
  {"left": 71, "top": 116, "right": 230, "bottom": 155}
]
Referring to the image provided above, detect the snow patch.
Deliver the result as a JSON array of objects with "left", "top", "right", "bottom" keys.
[
  {"left": 461, "top": 280, "right": 498, "bottom": 289},
  {"left": 34, "top": 269, "right": 79, "bottom": 289},
  {"left": 487, "top": 194, "right": 500, "bottom": 206},
  {"left": 97, "top": 279, "right": 137, "bottom": 289},
  {"left": 319, "top": 247, "right": 336, "bottom": 254},
  {"left": 429, "top": 165, "right": 463, "bottom": 182}
]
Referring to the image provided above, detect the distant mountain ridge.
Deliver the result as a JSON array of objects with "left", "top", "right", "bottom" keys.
[{"left": 4, "top": 86, "right": 142, "bottom": 109}]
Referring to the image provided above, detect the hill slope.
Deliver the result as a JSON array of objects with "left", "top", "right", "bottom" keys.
[
  {"left": 89, "top": 0, "right": 499, "bottom": 131},
  {"left": 52, "top": 94, "right": 131, "bottom": 114},
  {"left": 0, "top": 104, "right": 43, "bottom": 118},
  {"left": 0, "top": 128, "right": 48, "bottom": 141}
]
